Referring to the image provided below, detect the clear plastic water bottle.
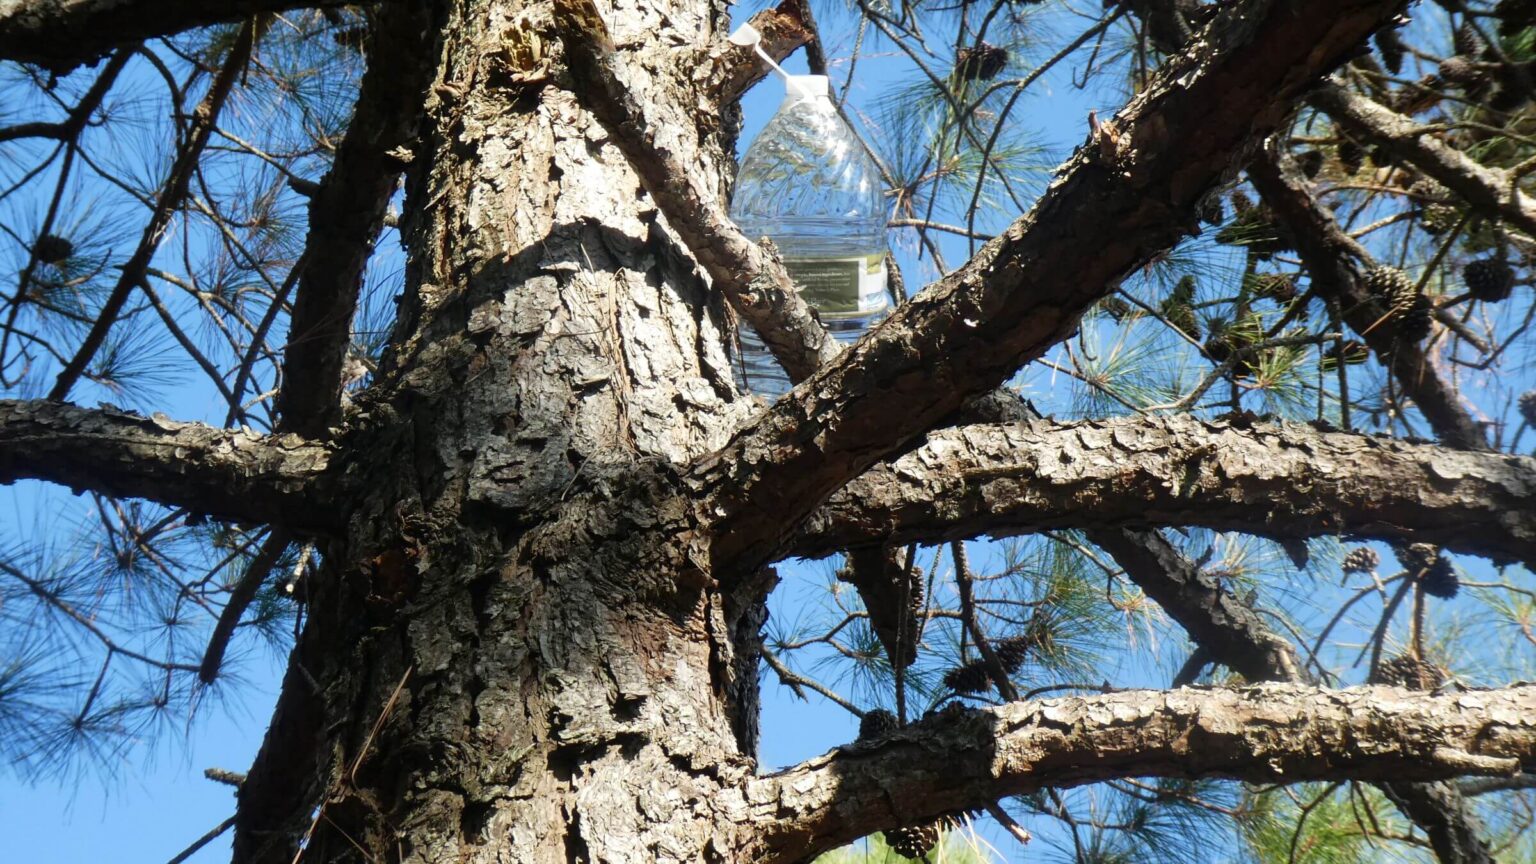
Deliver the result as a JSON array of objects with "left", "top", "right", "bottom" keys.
[{"left": 729, "top": 74, "right": 889, "bottom": 397}]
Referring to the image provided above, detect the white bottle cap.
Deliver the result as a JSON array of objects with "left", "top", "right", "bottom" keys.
[{"left": 785, "top": 75, "right": 830, "bottom": 100}]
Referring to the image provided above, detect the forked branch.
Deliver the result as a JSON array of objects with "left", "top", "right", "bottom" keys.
[
  {"left": 275, "top": 2, "right": 443, "bottom": 439},
  {"left": 690, "top": 0, "right": 1411, "bottom": 578}
]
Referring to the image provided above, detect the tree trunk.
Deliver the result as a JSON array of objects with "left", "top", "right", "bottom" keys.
[{"left": 233, "top": 0, "right": 761, "bottom": 859}]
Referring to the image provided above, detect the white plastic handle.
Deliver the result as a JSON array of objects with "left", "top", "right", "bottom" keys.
[
  {"left": 727, "top": 23, "right": 761, "bottom": 46},
  {"left": 727, "top": 22, "right": 790, "bottom": 82}
]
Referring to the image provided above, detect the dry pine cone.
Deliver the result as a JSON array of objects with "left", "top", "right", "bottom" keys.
[
  {"left": 1373, "top": 654, "right": 1447, "bottom": 690},
  {"left": 885, "top": 823, "right": 941, "bottom": 859},
  {"left": 858, "top": 709, "right": 899, "bottom": 742},
  {"left": 1463, "top": 258, "right": 1514, "bottom": 302},
  {"left": 1520, "top": 390, "right": 1536, "bottom": 427},
  {"left": 1342, "top": 547, "right": 1379, "bottom": 573}
]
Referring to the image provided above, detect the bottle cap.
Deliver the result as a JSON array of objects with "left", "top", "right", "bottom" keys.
[{"left": 785, "top": 75, "right": 830, "bottom": 100}]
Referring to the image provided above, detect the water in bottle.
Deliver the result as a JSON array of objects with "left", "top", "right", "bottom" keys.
[{"left": 729, "top": 74, "right": 890, "bottom": 397}]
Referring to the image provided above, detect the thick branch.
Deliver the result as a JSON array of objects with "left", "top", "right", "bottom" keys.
[
  {"left": 0, "top": 0, "right": 374, "bottom": 72},
  {"left": 795, "top": 415, "right": 1536, "bottom": 566},
  {"left": 0, "top": 399, "right": 337, "bottom": 532},
  {"left": 1098, "top": 528, "right": 1303, "bottom": 682},
  {"left": 959, "top": 391, "right": 1305, "bottom": 684},
  {"left": 692, "top": 0, "right": 1409, "bottom": 576},
  {"left": 740, "top": 683, "right": 1536, "bottom": 863},
  {"left": 1311, "top": 81, "right": 1536, "bottom": 239},
  {"left": 275, "top": 2, "right": 442, "bottom": 439},
  {"left": 1248, "top": 148, "right": 1488, "bottom": 449},
  {"left": 1245, "top": 146, "right": 1497, "bottom": 864}
]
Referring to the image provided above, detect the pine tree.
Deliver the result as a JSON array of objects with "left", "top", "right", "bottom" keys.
[{"left": 2, "top": 2, "right": 1536, "bottom": 863}]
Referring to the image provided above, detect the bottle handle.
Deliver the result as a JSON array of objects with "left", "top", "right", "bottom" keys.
[{"left": 728, "top": 23, "right": 791, "bottom": 83}]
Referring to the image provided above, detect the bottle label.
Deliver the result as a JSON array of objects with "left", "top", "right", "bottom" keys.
[{"left": 785, "top": 255, "right": 888, "bottom": 316}]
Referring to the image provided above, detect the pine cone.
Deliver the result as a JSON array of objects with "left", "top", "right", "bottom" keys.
[
  {"left": 1463, "top": 258, "right": 1514, "bottom": 302},
  {"left": 1394, "top": 295, "right": 1433, "bottom": 342},
  {"left": 858, "top": 709, "right": 900, "bottom": 741},
  {"left": 1230, "top": 190, "right": 1253, "bottom": 216},
  {"left": 885, "top": 823, "right": 941, "bottom": 859},
  {"left": 955, "top": 43, "right": 1008, "bottom": 81},
  {"left": 993, "top": 634, "right": 1032, "bottom": 673},
  {"left": 1422, "top": 555, "right": 1459, "bottom": 599},
  {"left": 1520, "top": 390, "right": 1536, "bottom": 427},
  {"left": 1438, "top": 55, "right": 1482, "bottom": 86},
  {"left": 943, "top": 659, "right": 993, "bottom": 694},
  {"left": 1399, "top": 542, "right": 1440, "bottom": 574},
  {"left": 1409, "top": 179, "right": 1460, "bottom": 234},
  {"left": 1253, "top": 273, "right": 1297, "bottom": 303},
  {"left": 1342, "top": 547, "right": 1379, "bottom": 574},
  {"left": 1363, "top": 264, "right": 1409, "bottom": 303},
  {"left": 1365, "top": 266, "right": 1431, "bottom": 342},
  {"left": 1373, "top": 654, "right": 1447, "bottom": 690},
  {"left": 1171, "top": 274, "right": 1197, "bottom": 303},
  {"left": 32, "top": 233, "right": 73, "bottom": 265},
  {"left": 1297, "top": 149, "right": 1324, "bottom": 179},
  {"left": 1374, "top": 26, "right": 1406, "bottom": 74},
  {"left": 907, "top": 570, "right": 927, "bottom": 640},
  {"left": 1454, "top": 21, "right": 1485, "bottom": 57},
  {"left": 1204, "top": 326, "right": 1234, "bottom": 365},
  {"left": 1337, "top": 139, "right": 1364, "bottom": 175},
  {"left": 1163, "top": 303, "right": 1200, "bottom": 340}
]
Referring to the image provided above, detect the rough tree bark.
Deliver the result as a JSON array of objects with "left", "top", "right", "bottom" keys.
[{"left": 14, "top": 0, "right": 1536, "bottom": 862}]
